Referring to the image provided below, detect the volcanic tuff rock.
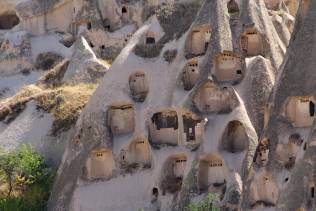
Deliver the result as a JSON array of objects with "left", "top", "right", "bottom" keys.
[
  {"left": 48, "top": 0, "right": 299, "bottom": 211},
  {"left": 243, "top": 1, "right": 316, "bottom": 210},
  {"left": 0, "top": 0, "right": 310, "bottom": 211}
]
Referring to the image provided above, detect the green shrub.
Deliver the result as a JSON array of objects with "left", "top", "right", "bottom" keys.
[
  {"left": 156, "top": 3, "right": 175, "bottom": 19},
  {"left": 0, "top": 145, "right": 55, "bottom": 211},
  {"left": 185, "top": 193, "right": 220, "bottom": 211},
  {"left": 0, "top": 197, "right": 23, "bottom": 210},
  {"left": 15, "top": 145, "right": 45, "bottom": 187}
]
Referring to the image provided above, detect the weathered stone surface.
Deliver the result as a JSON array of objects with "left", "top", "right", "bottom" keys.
[
  {"left": 62, "top": 37, "right": 108, "bottom": 83},
  {"left": 0, "top": 0, "right": 307, "bottom": 210},
  {"left": 243, "top": 1, "right": 316, "bottom": 210}
]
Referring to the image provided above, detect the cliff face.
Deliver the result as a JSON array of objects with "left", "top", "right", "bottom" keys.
[
  {"left": 0, "top": 0, "right": 307, "bottom": 210},
  {"left": 46, "top": 0, "right": 299, "bottom": 211},
  {"left": 243, "top": 1, "right": 316, "bottom": 210}
]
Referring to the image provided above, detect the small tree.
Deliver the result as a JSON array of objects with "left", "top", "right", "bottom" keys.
[
  {"left": 185, "top": 193, "right": 220, "bottom": 211},
  {"left": 156, "top": 3, "right": 175, "bottom": 19},
  {"left": 0, "top": 145, "right": 55, "bottom": 211},
  {"left": 0, "top": 150, "right": 18, "bottom": 196},
  {"left": 0, "top": 145, "right": 46, "bottom": 196},
  {"left": 15, "top": 145, "right": 44, "bottom": 189}
]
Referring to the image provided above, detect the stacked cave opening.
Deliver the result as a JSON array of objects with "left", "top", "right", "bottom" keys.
[
  {"left": 213, "top": 51, "right": 245, "bottom": 84},
  {"left": 160, "top": 154, "right": 187, "bottom": 194},
  {"left": 107, "top": 102, "right": 135, "bottom": 135},
  {"left": 149, "top": 109, "right": 179, "bottom": 146},
  {"left": 182, "top": 111, "right": 204, "bottom": 145},
  {"left": 182, "top": 59, "right": 200, "bottom": 91},
  {"left": 227, "top": 0, "right": 239, "bottom": 14},
  {"left": 283, "top": 96, "right": 316, "bottom": 127},
  {"left": 83, "top": 148, "right": 116, "bottom": 180},
  {"left": 254, "top": 138, "right": 270, "bottom": 167},
  {"left": 193, "top": 80, "right": 235, "bottom": 114},
  {"left": 276, "top": 133, "right": 303, "bottom": 169},
  {"left": 197, "top": 154, "right": 227, "bottom": 192},
  {"left": 186, "top": 24, "right": 211, "bottom": 57},
  {"left": 145, "top": 31, "right": 156, "bottom": 45},
  {"left": 120, "top": 137, "right": 152, "bottom": 170},
  {"left": 128, "top": 70, "right": 149, "bottom": 102},
  {"left": 220, "top": 120, "right": 248, "bottom": 153},
  {"left": 249, "top": 170, "right": 278, "bottom": 208},
  {"left": 240, "top": 26, "right": 264, "bottom": 57}
]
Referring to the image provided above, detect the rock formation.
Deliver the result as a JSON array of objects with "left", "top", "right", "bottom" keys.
[
  {"left": 0, "top": 0, "right": 309, "bottom": 210},
  {"left": 243, "top": 1, "right": 316, "bottom": 210},
  {"left": 46, "top": 0, "right": 297, "bottom": 210}
]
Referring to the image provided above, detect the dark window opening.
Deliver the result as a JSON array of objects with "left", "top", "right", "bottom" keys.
[
  {"left": 152, "top": 112, "right": 178, "bottom": 130},
  {"left": 309, "top": 101, "right": 315, "bottom": 116},
  {"left": 101, "top": 45, "right": 105, "bottom": 49},
  {"left": 89, "top": 41, "right": 94, "bottom": 48},
  {"left": 82, "top": 166, "right": 88, "bottom": 175},
  {"left": 284, "top": 177, "right": 289, "bottom": 182},
  {"left": 21, "top": 68, "right": 30, "bottom": 75},
  {"left": 60, "top": 39, "right": 75, "bottom": 48},
  {"left": 227, "top": 0, "right": 239, "bottom": 14},
  {"left": 122, "top": 155, "right": 125, "bottom": 160},
  {"left": 204, "top": 42, "right": 209, "bottom": 52},
  {"left": 122, "top": 7, "right": 127, "bottom": 14},
  {"left": 103, "top": 19, "right": 111, "bottom": 31},
  {"left": 0, "top": 13, "right": 20, "bottom": 30},
  {"left": 304, "top": 142, "right": 307, "bottom": 151},
  {"left": 191, "top": 69, "right": 195, "bottom": 72},
  {"left": 236, "top": 70, "right": 242, "bottom": 75},
  {"left": 87, "top": 22, "right": 92, "bottom": 30},
  {"left": 183, "top": 115, "right": 202, "bottom": 142},
  {"left": 105, "top": 25, "right": 111, "bottom": 31},
  {"left": 152, "top": 187, "right": 159, "bottom": 196},
  {"left": 146, "top": 37, "right": 155, "bottom": 44},
  {"left": 311, "top": 187, "right": 315, "bottom": 198}
]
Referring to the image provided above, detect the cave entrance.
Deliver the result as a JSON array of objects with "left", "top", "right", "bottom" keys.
[
  {"left": 284, "top": 96, "right": 315, "bottom": 127},
  {"left": 213, "top": 51, "right": 244, "bottom": 83},
  {"left": 198, "top": 154, "right": 226, "bottom": 192},
  {"left": 227, "top": 0, "right": 239, "bottom": 14},
  {"left": 107, "top": 103, "right": 135, "bottom": 135},
  {"left": 240, "top": 26, "right": 264, "bottom": 57},
  {"left": 121, "top": 137, "right": 151, "bottom": 168},
  {"left": 221, "top": 120, "right": 248, "bottom": 153},
  {"left": 309, "top": 101, "right": 315, "bottom": 116},
  {"left": 0, "top": 12, "right": 20, "bottom": 30},
  {"left": 122, "top": 7, "right": 127, "bottom": 14},
  {"left": 182, "top": 59, "right": 199, "bottom": 91},
  {"left": 149, "top": 109, "right": 179, "bottom": 145},
  {"left": 160, "top": 154, "right": 187, "bottom": 193},
  {"left": 188, "top": 25, "right": 211, "bottom": 56},
  {"left": 84, "top": 148, "right": 116, "bottom": 180},
  {"left": 128, "top": 70, "right": 149, "bottom": 102}
]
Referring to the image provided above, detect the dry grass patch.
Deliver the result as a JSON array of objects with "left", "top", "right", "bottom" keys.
[
  {"left": 0, "top": 85, "right": 42, "bottom": 122},
  {"left": 37, "top": 83, "right": 97, "bottom": 134},
  {"left": 0, "top": 83, "right": 97, "bottom": 135},
  {"left": 97, "top": 58, "right": 112, "bottom": 68},
  {"left": 37, "top": 59, "right": 70, "bottom": 88}
]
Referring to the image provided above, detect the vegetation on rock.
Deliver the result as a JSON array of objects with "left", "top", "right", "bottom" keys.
[
  {"left": 0, "top": 83, "right": 97, "bottom": 134},
  {"left": 0, "top": 145, "right": 55, "bottom": 211},
  {"left": 185, "top": 193, "right": 220, "bottom": 211}
]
